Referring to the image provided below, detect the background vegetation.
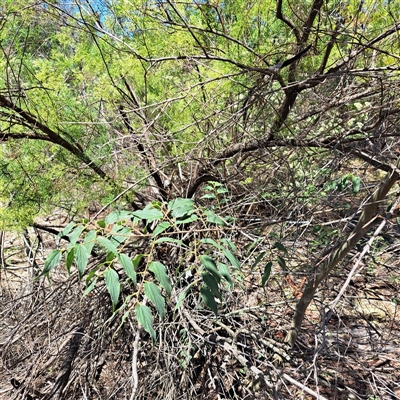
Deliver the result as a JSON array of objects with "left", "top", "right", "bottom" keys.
[{"left": 1, "top": 0, "right": 400, "bottom": 398}]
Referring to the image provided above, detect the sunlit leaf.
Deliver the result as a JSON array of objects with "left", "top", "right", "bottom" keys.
[
  {"left": 83, "top": 230, "right": 96, "bottom": 254},
  {"left": 42, "top": 249, "right": 62, "bottom": 275},
  {"left": 132, "top": 208, "right": 163, "bottom": 221},
  {"left": 223, "top": 248, "right": 240, "bottom": 268},
  {"left": 149, "top": 261, "right": 172, "bottom": 295},
  {"left": 136, "top": 304, "right": 156, "bottom": 340},
  {"left": 152, "top": 221, "right": 171, "bottom": 238},
  {"left": 105, "top": 210, "right": 133, "bottom": 224},
  {"left": 75, "top": 243, "right": 89, "bottom": 278},
  {"left": 97, "top": 236, "right": 119, "bottom": 255},
  {"left": 118, "top": 253, "right": 136, "bottom": 285},
  {"left": 154, "top": 237, "right": 185, "bottom": 246},
  {"left": 68, "top": 225, "right": 84, "bottom": 246},
  {"left": 204, "top": 210, "right": 226, "bottom": 225},
  {"left": 168, "top": 198, "right": 195, "bottom": 219},
  {"left": 144, "top": 282, "right": 166, "bottom": 318},
  {"left": 104, "top": 268, "right": 120, "bottom": 310}
]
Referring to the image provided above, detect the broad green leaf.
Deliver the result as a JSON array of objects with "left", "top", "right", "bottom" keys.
[
  {"left": 65, "top": 248, "right": 75, "bottom": 274},
  {"left": 118, "top": 254, "right": 136, "bottom": 285},
  {"left": 174, "top": 288, "right": 188, "bottom": 310},
  {"left": 274, "top": 242, "right": 288, "bottom": 254},
  {"left": 154, "top": 237, "right": 186, "bottom": 246},
  {"left": 104, "top": 268, "right": 120, "bottom": 310},
  {"left": 132, "top": 254, "right": 145, "bottom": 269},
  {"left": 175, "top": 214, "right": 198, "bottom": 224},
  {"left": 218, "top": 263, "right": 233, "bottom": 287},
  {"left": 144, "top": 282, "right": 166, "bottom": 318},
  {"left": 200, "top": 255, "right": 221, "bottom": 283},
  {"left": 251, "top": 251, "right": 266, "bottom": 270},
  {"left": 200, "top": 287, "right": 218, "bottom": 315},
  {"left": 132, "top": 208, "right": 163, "bottom": 221},
  {"left": 58, "top": 221, "right": 75, "bottom": 238},
  {"left": 204, "top": 210, "right": 226, "bottom": 226},
  {"left": 74, "top": 244, "right": 89, "bottom": 278},
  {"left": 97, "top": 236, "right": 119, "bottom": 255},
  {"left": 261, "top": 262, "right": 272, "bottom": 286},
  {"left": 97, "top": 220, "right": 106, "bottom": 229},
  {"left": 109, "top": 225, "right": 130, "bottom": 246},
  {"left": 168, "top": 198, "right": 195, "bottom": 219},
  {"left": 152, "top": 221, "right": 171, "bottom": 238},
  {"left": 105, "top": 210, "right": 133, "bottom": 224},
  {"left": 221, "top": 238, "right": 237, "bottom": 252},
  {"left": 42, "top": 249, "right": 62, "bottom": 274},
  {"left": 83, "top": 230, "right": 96, "bottom": 254},
  {"left": 68, "top": 226, "right": 84, "bottom": 246},
  {"left": 200, "top": 193, "right": 216, "bottom": 199},
  {"left": 135, "top": 304, "right": 156, "bottom": 340},
  {"left": 148, "top": 261, "right": 172, "bottom": 295},
  {"left": 200, "top": 238, "right": 223, "bottom": 250},
  {"left": 202, "top": 273, "right": 221, "bottom": 299},
  {"left": 83, "top": 277, "right": 97, "bottom": 297},
  {"left": 223, "top": 248, "right": 240, "bottom": 268}
]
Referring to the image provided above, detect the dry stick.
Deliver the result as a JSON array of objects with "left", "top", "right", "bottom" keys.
[
  {"left": 286, "top": 158, "right": 400, "bottom": 347},
  {"left": 329, "top": 192, "right": 400, "bottom": 311},
  {"left": 281, "top": 373, "right": 328, "bottom": 400}
]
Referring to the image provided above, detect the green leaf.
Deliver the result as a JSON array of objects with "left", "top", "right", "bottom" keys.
[
  {"left": 204, "top": 210, "right": 226, "bottom": 226},
  {"left": 200, "top": 287, "right": 218, "bottom": 315},
  {"left": 118, "top": 253, "right": 136, "bottom": 285},
  {"left": 132, "top": 254, "right": 145, "bottom": 269},
  {"left": 104, "top": 268, "right": 120, "bottom": 310},
  {"left": 154, "top": 237, "right": 186, "bottom": 246},
  {"left": 277, "top": 256, "right": 288, "bottom": 275},
  {"left": 251, "top": 251, "right": 266, "bottom": 270},
  {"left": 97, "top": 220, "right": 106, "bottom": 229},
  {"left": 168, "top": 198, "right": 195, "bottom": 219},
  {"left": 65, "top": 248, "right": 75, "bottom": 274},
  {"left": 109, "top": 225, "right": 130, "bottom": 246},
  {"left": 148, "top": 261, "right": 172, "bottom": 295},
  {"left": 220, "top": 238, "right": 237, "bottom": 252},
  {"left": 274, "top": 242, "right": 288, "bottom": 254},
  {"left": 223, "top": 248, "right": 240, "bottom": 268},
  {"left": 175, "top": 214, "right": 198, "bottom": 224},
  {"left": 42, "top": 249, "right": 62, "bottom": 274},
  {"left": 83, "top": 277, "right": 97, "bottom": 297},
  {"left": 218, "top": 263, "right": 233, "bottom": 287},
  {"left": 75, "top": 244, "right": 89, "bottom": 278},
  {"left": 261, "top": 262, "right": 272, "bottom": 286},
  {"left": 144, "top": 282, "right": 166, "bottom": 318},
  {"left": 132, "top": 208, "right": 163, "bottom": 221},
  {"left": 97, "top": 236, "right": 119, "bottom": 255},
  {"left": 352, "top": 176, "right": 361, "bottom": 194},
  {"left": 200, "top": 193, "right": 216, "bottom": 199},
  {"left": 58, "top": 221, "right": 75, "bottom": 238},
  {"left": 200, "top": 238, "right": 223, "bottom": 250},
  {"left": 202, "top": 273, "right": 221, "bottom": 299},
  {"left": 105, "top": 210, "right": 133, "bottom": 224},
  {"left": 174, "top": 288, "right": 188, "bottom": 310},
  {"left": 68, "top": 226, "right": 84, "bottom": 246},
  {"left": 83, "top": 230, "right": 96, "bottom": 254},
  {"left": 152, "top": 221, "right": 171, "bottom": 238},
  {"left": 135, "top": 304, "right": 156, "bottom": 340},
  {"left": 200, "top": 255, "right": 221, "bottom": 283}
]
